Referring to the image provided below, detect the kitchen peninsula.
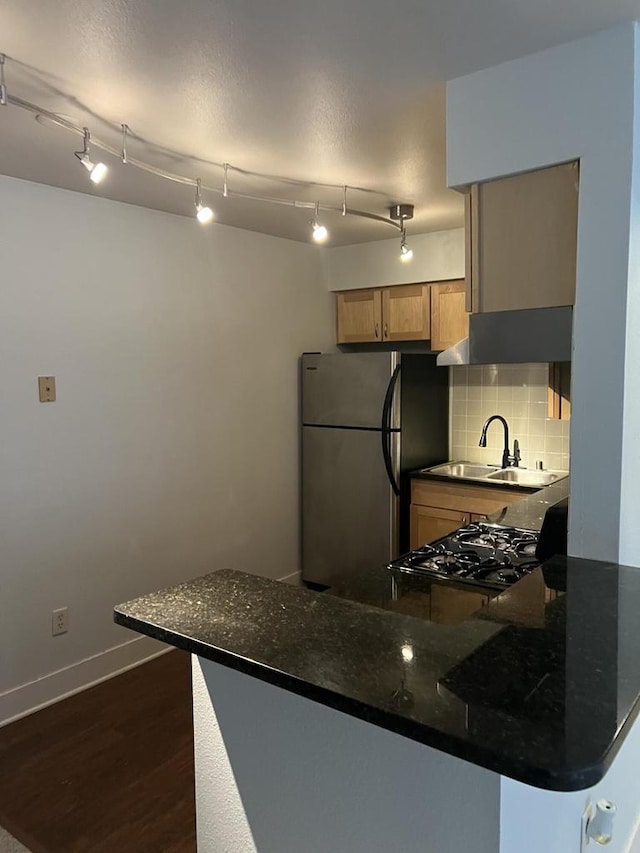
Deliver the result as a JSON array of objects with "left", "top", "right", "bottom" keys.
[{"left": 115, "top": 480, "right": 640, "bottom": 853}]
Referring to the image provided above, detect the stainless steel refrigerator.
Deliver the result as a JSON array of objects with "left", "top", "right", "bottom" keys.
[{"left": 301, "top": 351, "right": 448, "bottom": 587}]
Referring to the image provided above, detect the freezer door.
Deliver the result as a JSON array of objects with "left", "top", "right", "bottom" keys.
[
  {"left": 302, "top": 425, "right": 398, "bottom": 587},
  {"left": 302, "top": 352, "right": 399, "bottom": 429}
]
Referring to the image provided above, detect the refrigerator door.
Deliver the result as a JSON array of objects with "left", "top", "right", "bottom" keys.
[
  {"left": 302, "top": 352, "right": 400, "bottom": 429},
  {"left": 302, "top": 425, "right": 398, "bottom": 586}
]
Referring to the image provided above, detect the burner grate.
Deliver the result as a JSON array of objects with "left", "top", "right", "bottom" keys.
[{"left": 389, "top": 522, "right": 540, "bottom": 590}]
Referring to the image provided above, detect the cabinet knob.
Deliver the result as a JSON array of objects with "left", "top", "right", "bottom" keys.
[{"left": 374, "top": 323, "right": 380, "bottom": 339}]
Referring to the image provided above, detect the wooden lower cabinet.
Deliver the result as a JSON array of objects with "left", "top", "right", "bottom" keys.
[
  {"left": 410, "top": 506, "right": 469, "bottom": 550},
  {"left": 430, "top": 585, "right": 490, "bottom": 625},
  {"left": 410, "top": 478, "right": 534, "bottom": 548}
]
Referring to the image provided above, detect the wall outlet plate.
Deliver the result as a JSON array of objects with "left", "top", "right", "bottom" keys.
[
  {"left": 52, "top": 607, "right": 68, "bottom": 636},
  {"left": 38, "top": 376, "right": 56, "bottom": 402}
]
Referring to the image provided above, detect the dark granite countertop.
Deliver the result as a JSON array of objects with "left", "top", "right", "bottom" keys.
[
  {"left": 485, "top": 477, "right": 569, "bottom": 530},
  {"left": 115, "top": 546, "right": 640, "bottom": 792}
]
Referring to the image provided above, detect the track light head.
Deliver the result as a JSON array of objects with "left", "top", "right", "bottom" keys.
[
  {"left": 89, "top": 161, "right": 108, "bottom": 184},
  {"left": 312, "top": 222, "right": 328, "bottom": 243},
  {"left": 195, "top": 179, "right": 214, "bottom": 224},
  {"left": 74, "top": 128, "right": 108, "bottom": 184},
  {"left": 196, "top": 204, "right": 214, "bottom": 224},
  {"left": 400, "top": 242, "right": 413, "bottom": 262},
  {"left": 400, "top": 228, "right": 413, "bottom": 262},
  {"left": 311, "top": 202, "right": 329, "bottom": 243}
]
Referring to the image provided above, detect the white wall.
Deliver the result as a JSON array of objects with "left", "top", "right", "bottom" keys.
[
  {"left": 0, "top": 176, "right": 334, "bottom": 721},
  {"left": 447, "top": 24, "right": 637, "bottom": 564},
  {"left": 499, "top": 704, "right": 640, "bottom": 853},
  {"left": 325, "top": 228, "right": 464, "bottom": 291},
  {"left": 619, "top": 34, "right": 640, "bottom": 566}
]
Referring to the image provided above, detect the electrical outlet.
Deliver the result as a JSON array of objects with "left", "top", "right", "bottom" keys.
[{"left": 52, "top": 607, "right": 68, "bottom": 636}]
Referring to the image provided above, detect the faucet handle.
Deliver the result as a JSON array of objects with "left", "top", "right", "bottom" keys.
[{"left": 512, "top": 439, "right": 521, "bottom": 468}]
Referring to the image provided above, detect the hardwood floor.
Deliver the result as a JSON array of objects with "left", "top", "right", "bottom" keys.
[{"left": 0, "top": 651, "right": 196, "bottom": 853}]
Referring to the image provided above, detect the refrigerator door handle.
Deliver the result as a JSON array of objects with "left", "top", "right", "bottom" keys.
[{"left": 381, "top": 364, "right": 401, "bottom": 496}]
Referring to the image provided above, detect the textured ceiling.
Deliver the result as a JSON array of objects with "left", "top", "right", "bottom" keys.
[{"left": 1, "top": 1, "right": 639, "bottom": 244}]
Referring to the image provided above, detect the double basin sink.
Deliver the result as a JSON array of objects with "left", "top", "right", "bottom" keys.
[{"left": 423, "top": 462, "right": 566, "bottom": 489}]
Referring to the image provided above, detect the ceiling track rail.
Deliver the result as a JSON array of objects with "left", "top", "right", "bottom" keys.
[{"left": 3, "top": 79, "right": 403, "bottom": 234}]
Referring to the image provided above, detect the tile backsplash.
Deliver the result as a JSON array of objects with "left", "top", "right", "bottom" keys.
[{"left": 450, "top": 364, "right": 570, "bottom": 472}]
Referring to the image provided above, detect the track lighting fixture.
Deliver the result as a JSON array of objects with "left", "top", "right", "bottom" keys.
[
  {"left": 74, "top": 128, "right": 108, "bottom": 184},
  {"left": 195, "top": 179, "right": 214, "bottom": 224},
  {"left": 390, "top": 204, "right": 415, "bottom": 262},
  {"left": 311, "top": 202, "right": 329, "bottom": 243},
  {"left": 2, "top": 53, "right": 417, "bottom": 242}
]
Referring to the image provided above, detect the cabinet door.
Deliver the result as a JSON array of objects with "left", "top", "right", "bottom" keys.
[
  {"left": 430, "top": 281, "right": 470, "bottom": 351},
  {"left": 471, "top": 161, "right": 578, "bottom": 313},
  {"left": 410, "top": 505, "right": 468, "bottom": 549},
  {"left": 336, "top": 289, "right": 382, "bottom": 343},
  {"left": 382, "top": 284, "right": 430, "bottom": 342},
  {"left": 411, "top": 479, "right": 530, "bottom": 518},
  {"left": 430, "top": 586, "right": 490, "bottom": 625},
  {"left": 548, "top": 362, "right": 571, "bottom": 420}
]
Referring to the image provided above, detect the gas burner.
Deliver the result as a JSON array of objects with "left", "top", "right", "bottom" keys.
[
  {"left": 473, "top": 564, "right": 522, "bottom": 584},
  {"left": 388, "top": 522, "right": 541, "bottom": 590},
  {"left": 510, "top": 539, "right": 538, "bottom": 557}
]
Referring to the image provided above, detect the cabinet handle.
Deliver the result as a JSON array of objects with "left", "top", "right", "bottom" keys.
[
  {"left": 374, "top": 323, "right": 380, "bottom": 339},
  {"left": 383, "top": 323, "right": 388, "bottom": 339}
]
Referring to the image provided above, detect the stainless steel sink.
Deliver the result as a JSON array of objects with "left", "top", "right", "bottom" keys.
[
  {"left": 487, "top": 469, "right": 561, "bottom": 487},
  {"left": 427, "top": 462, "right": 501, "bottom": 479},
  {"left": 423, "top": 461, "right": 567, "bottom": 489}
]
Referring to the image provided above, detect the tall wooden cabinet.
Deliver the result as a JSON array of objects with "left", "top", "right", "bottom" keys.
[{"left": 465, "top": 161, "right": 579, "bottom": 314}]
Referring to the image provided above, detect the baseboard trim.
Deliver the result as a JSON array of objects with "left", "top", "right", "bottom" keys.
[{"left": 0, "top": 636, "right": 168, "bottom": 728}]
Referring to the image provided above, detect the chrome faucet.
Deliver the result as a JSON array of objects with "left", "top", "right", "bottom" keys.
[{"left": 479, "top": 415, "right": 521, "bottom": 469}]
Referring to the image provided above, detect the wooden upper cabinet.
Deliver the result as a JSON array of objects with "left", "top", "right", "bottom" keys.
[
  {"left": 336, "top": 289, "right": 382, "bottom": 343},
  {"left": 381, "top": 284, "right": 430, "bottom": 342},
  {"left": 335, "top": 281, "right": 467, "bottom": 349},
  {"left": 430, "top": 281, "right": 469, "bottom": 351},
  {"left": 467, "top": 161, "right": 579, "bottom": 313}
]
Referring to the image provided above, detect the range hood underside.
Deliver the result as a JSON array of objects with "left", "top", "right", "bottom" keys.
[{"left": 437, "top": 306, "right": 573, "bottom": 366}]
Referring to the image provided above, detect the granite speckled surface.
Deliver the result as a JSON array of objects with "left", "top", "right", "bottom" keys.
[{"left": 114, "top": 544, "right": 640, "bottom": 792}]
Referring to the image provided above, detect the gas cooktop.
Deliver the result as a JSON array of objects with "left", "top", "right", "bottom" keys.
[{"left": 389, "top": 522, "right": 540, "bottom": 591}]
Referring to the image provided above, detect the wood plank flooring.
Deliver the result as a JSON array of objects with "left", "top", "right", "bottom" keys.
[{"left": 0, "top": 651, "right": 196, "bottom": 853}]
